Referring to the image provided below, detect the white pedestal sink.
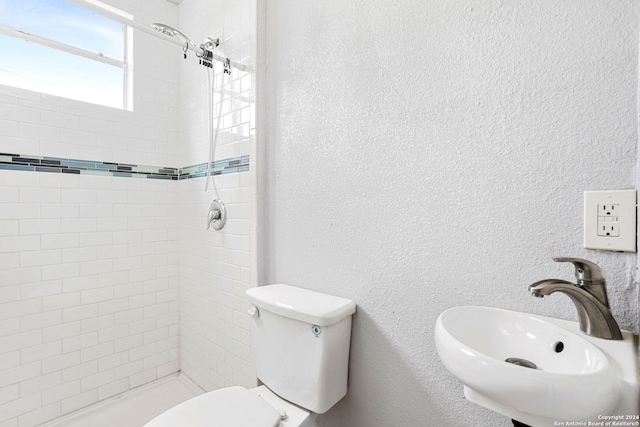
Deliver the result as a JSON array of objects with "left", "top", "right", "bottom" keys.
[{"left": 434, "top": 306, "right": 639, "bottom": 426}]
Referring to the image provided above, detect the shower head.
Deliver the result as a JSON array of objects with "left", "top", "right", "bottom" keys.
[{"left": 151, "top": 23, "right": 196, "bottom": 49}]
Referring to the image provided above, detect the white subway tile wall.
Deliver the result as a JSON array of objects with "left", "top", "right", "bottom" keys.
[
  {"left": 0, "top": 0, "right": 184, "bottom": 425},
  {"left": 0, "top": 171, "right": 180, "bottom": 427},
  {"left": 178, "top": 172, "right": 255, "bottom": 390},
  {"left": 177, "top": 0, "right": 257, "bottom": 392}
]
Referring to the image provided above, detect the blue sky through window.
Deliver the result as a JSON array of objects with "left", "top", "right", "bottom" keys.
[
  {"left": 0, "top": 33, "right": 123, "bottom": 108},
  {"left": 0, "top": 0, "right": 124, "bottom": 58},
  {"left": 0, "top": 0, "right": 127, "bottom": 109}
]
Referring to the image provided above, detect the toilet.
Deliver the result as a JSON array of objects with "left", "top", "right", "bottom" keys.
[{"left": 144, "top": 284, "right": 356, "bottom": 427}]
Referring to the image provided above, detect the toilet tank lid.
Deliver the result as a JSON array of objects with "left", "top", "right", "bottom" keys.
[{"left": 246, "top": 284, "right": 356, "bottom": 326}]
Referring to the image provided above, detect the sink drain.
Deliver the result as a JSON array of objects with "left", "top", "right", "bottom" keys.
[{"left": 505, "top": 357, "right": 537, "bottom": 369}]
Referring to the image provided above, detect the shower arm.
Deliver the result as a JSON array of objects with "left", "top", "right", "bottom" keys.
[{"left": 65, "top": 0, "right": 248, "bottom": 72}]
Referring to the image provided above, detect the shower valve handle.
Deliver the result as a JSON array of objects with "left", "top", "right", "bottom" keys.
[{"left": 206, "top": 199, "right": 227, "bottom": 231}]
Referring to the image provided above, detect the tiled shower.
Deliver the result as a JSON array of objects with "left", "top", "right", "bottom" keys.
[{"left": 0, "top": 0, "right": 256, "bottom": 425}]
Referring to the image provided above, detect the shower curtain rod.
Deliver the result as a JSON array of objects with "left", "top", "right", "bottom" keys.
[{"left": 65, "top": 0, "right": 247, "bottom": 72}]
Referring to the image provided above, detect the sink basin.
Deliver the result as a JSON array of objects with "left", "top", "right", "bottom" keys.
[{"left": 434, "top": 306, "right": 627, "bottom": 423}]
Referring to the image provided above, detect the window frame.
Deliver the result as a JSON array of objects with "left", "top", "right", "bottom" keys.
[{"left": 0, "top": 1, "right": 133, "bottom": 111}]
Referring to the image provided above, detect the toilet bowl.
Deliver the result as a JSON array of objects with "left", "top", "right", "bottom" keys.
[
  {"left": 144, "top": 284, "right": 355, "bottom": 427},
  {"left": 143, "top": 385, "right": 315, "bottom": 427}
]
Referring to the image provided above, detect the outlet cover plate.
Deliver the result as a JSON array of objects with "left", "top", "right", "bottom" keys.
[{"left": 583, "top": 190, "right": 637, "bottom": 252}]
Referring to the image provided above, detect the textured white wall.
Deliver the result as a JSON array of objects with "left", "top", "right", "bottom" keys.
[
  {"left": 177, "top": 0, "right": 257, "bottom": 392},
  {"left": 261, "top": 1, "right": 639, "bottom": 426}
]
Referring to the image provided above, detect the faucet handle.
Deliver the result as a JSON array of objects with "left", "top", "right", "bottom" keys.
[{"left": 553, "top": 257, "right": 606, "bottom": 285}]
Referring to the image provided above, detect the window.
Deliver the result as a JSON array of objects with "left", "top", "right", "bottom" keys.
[{"left": 0, "top": 0, "right": 131, "bottom": 110}]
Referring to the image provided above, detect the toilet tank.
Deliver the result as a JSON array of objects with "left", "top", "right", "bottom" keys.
[{"left": 246, "top": 284, "right": 356, "bottom": 414}]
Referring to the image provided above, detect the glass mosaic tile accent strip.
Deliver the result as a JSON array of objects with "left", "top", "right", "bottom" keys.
[
  {"left": 0, "top": 153, "right": 249, "bottom": 180},
  {"left": 180, "top": 155, "right": 250, "bottom": 180}
]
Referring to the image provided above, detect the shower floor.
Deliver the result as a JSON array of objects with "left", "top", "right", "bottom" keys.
[{"left": 40, "top": 373, "right": 203, "bottom": 427}]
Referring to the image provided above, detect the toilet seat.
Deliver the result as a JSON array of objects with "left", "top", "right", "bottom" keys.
[{"left": 143, "top": 386, "right": 282, "bottom": 427}]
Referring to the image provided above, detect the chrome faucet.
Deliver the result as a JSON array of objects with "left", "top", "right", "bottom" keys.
[{"left": 528, "top": 257, "right": 623, "bottom": 340}]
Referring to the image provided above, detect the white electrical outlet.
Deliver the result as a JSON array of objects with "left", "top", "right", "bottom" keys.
[{"left": 583, "top": 190, "right": 637, "bottom": 252}]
